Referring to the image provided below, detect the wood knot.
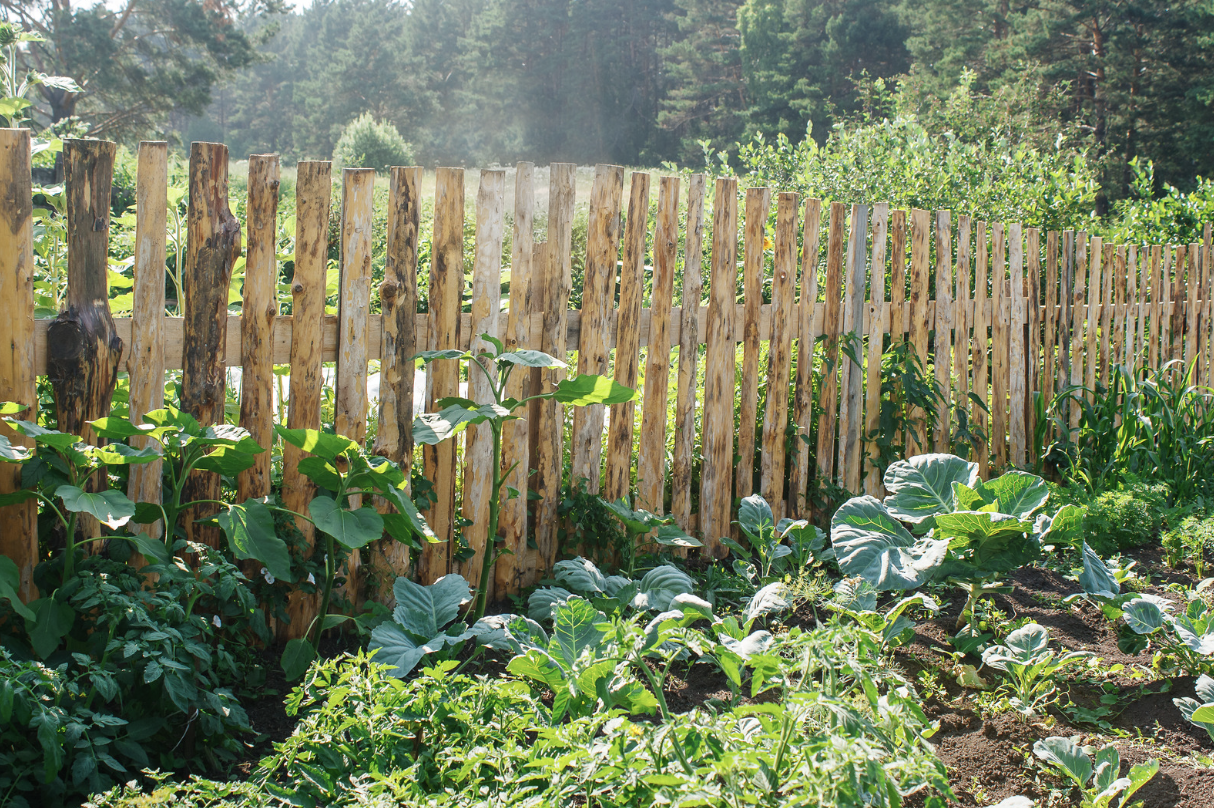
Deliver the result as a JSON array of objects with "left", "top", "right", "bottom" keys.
[
  {"left": 380, "top": 280, "right": 398, "bottom": 304},
  {"left": 292, "top": 282, "right": 304, "bottom": 294},
  {"left": 92, "top": 217, "right": 105, "bottom": 232}
]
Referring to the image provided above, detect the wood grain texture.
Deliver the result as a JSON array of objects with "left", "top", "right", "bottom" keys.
[
  {"left": 1100, "top": 243, "right": 1114, "bottom": 385},
  {"left": 531, "top": 163, "right": 576, "bottom": 581},
  {"left": 570, "top": 165, "right": 624, "bottom": 493},
  {"left": 954, "top": 216, "right": 971, "bottom": 411},
  {"left": 788, "top": 198, "right": 822, "bottom": 518},
  {"left": 1044, "top": 231, "right": 1059, "bottom": 403},
  {"left": 237, "top": 154, "right": 280, "bottom": 503},
  {"left": 1203, "top": 225, "right": 1213, "bottom": 383},
  {"left": 908, "top": 209, "right": 931, "bottom": 454},
  {"left": 735, "top": 187, "right": 771, "bottom": 499},
  {"left": 1186, "top": 243, "right": 1201, "bottom": 374},
  {"left": 670, "top": 175, "right": 707, "bottom": 531},
  {"left": 1113, "top": 245, "right": 1127, "bottom": 368},
  {"left": 181, "top": 142, "right": 240, "bottom": 548},
  {"left": 760, "top": 192, "right": 799, "bottom": 511},
  {"left": 971, "top": 222, "right": 990, "bottom": 478},
  {"left": 863, "top": 203, "right": 890, "bottom": 496},
  {"left": 815, "top": 202, "right": 847, "bottom": 481},
  {"left": 1085, "top": 237, "right": 1102, "bottom": 396},
  {"left": 890, "top": 210, "right": 907, "bottom": 345},
  {"left": 932, "top": 210, "right": 953, "bottom": 453},
  {"left": 0, "top": 129, "right": 38, "bottom": 599},
  {"left": 1161, "top": 246, "right": 1175, "bottom": 366},
  {"left": 699, "top": 178, "right": 739, "bottom": 556},
  {"left": 496, "top": 163, "right": 535, "bottom": 595},
  {"left": 126, "top": 142, "right": 168, "bottom": 540},
  {"left": 1060, "top": 232, "right": 1074, "bottom": 402},
  {"left": 838, "top": 204, "right": 869, "bottom": 492},
  {"left": 419, "top": 167, "right": 465, "bottom": 584},
  {"left": 1026, "top": 228, "right": 1042, "bottom": 457},
  {"left": 605, "top": 172, "right": 652, "bottom": 502},
  {"left": 1008, "top": 224, "right": 1025, "bottom": 468},
  {"left": 459, "top": 170, "right": 505, "bottom": 588},
  {"left": 1148, "top": 244, "right": 1162, "bottom": 372},
  {"left": 991, "top": 223, "right": 1007, "bottom": 468},
  {"left": 280, "top": 161, "right": 331, "bottom": 641},
  {"left": 1126, "top": 246, "right": 1140, "bottom": 371},
  {"left": 1069, "top": 234, "right": 1088, "bottom": 430},
  {"left": 636, "top": 176, "right": 680, "bottom": 514}
]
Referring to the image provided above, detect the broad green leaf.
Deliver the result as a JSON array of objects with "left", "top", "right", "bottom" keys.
[
  {"left": 830, "top": 496, "right": 949, "bottom": 590},
  {"left": 88, "top": 416, "right": 150, "bottom": 440},
  {"left": 118, "top": 531, "right": 171, "bottom": 565},
  {"left": 1035, "top": 504, "right": 1086, "bottom": 546},
  {"left": 1198, "top": 673, "right": 1214, "bottom": 704},
  {"left": 553, "top": 557, "right": 611, "bottom": 594},
  {"left": 952, "top": 482, "right": 987, "bottom": 512},
  {"left": 195, "top": 424, "right": 262, "bottom": 453},
  {"left": 391, "top": 574, "right": 471, "bottom": 638},
  {"left": 369, "top": 620, "right": 473, "bottom": 678},
  {"left": 142, "top": 407, "right": 202, "bottom": 436},
  {"left": 0, "top": 489, "right": 37, "bottom": 507},
  {"left": 281, "top": 638, "right": 316, "bottom": 680},
  {"left": 603, "top": 499, "right": 664, "bottom": 534},
  {"left": 0, "top": 555, "right": 35, "bottom": 621},
  {"left": 744, "top": 582, "right": 789, "bottom": 624},
  {"left": 0, "top": 401, "right": 29, "bottom": 416},
  {"left": 27, "top": 597, "right": 75, "bottom": 659},
  {"left": 6, "top": 420, "right": 79, "bottom": 450},
  {"left": 1122, "top": 598, "right": 1166, "bottom": 634},
  {"left": 192, "top": 446, "right": 256, "bottom": 476},
  {"left": 215, "top": 498, "right": 292, "bottom": 583},
  {"left": 0, "top": 433, "right": 33, "bottom": 462},
  {"left": 1121, "top": 759, "right": 1160, "bottom": 806},
  {"left": 982, "top": 471, "right": 1049, "bottom": 518},
  {"left": 412, "top": 349, "right": 468, "bottom": 363},
  {"left": 379, "top": 486, "right": 438, "bottom": 544},
  {"left": 274, "top": 426, "right": 358, "bottom": 461},
  {"left": 736, "top": 494, "right": 776, "bottom": 542},
  {"left": 653, "top": 523, "right": 702, "bottom": 547},
  {"left": 498, "top": 349, "right": 566, "bottom": 368},
  {"left": 412, "top": 402, "right": 511, "bottom": 444},
  {"left": 56, "top": 485, "right": 135, "bottom": 529},
  {"left": 469, "top": 614, "right": 549, "bottom": 654},
  {"left": 1032, "top": 736, "right": 1092, "bottom": 788},
  {"left": 633, "top": 565, "right": 695, "bottom": 611},
  {"left": 507, "top": 649, "right": 565, "bottom": 691},
  {"left": 1078, "top": 542, "right": 1120, "bottom": 599},
  {"left": 528, "top": 586, "right": 575, "bottom": 621},
  {"left": 550, "top": 597, "right": 606, "bottom": 667},
  {"left": 883, "top": 453, "right": 979, "bottom": 523},
  {"left": 85, "top": 442, "right": 160, "bottom": 466},
  {"left": 309, "top": 496, "right": 383, "bottom": 549},
  {"left": 297, "top": 456, "right": 342, "bottom": 490},
  {"left": 550, "top": 375, "right": 637, "bottom": 406},
  {"left": 934, "top": 511, "right": 1038, "bottom": 573},
  {"left": 1191, "top": 704, "right": 1214, "bottom": 723}
]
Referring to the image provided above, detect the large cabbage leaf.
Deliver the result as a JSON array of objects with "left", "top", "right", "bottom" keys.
[
  {"left": 883, "top": 454, "right": 979, "bottom": 523},
  {"left": 831, "top": 496, "right": 949, "bottom": 590}
]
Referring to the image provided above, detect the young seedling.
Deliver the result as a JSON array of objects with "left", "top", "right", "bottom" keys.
[
  {"left": 1032, "top": 736, "right": 1158, "bottom": 808},
  {"left": 981, "top": 622, "right": 1089, "bottom": 718},
  {"left": 1173, "top": 673, "right": 1214, "bottom": 743}
]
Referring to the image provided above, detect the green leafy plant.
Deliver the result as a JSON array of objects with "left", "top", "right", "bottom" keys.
[
  {"left": 827, "top": 578, "right": 938, "bottom": 652},
  {"left": 1163, "top": 515, "right": 1214, "bottom": 578},
  {"left": 981, "top": 623, "right": 1089, "bottom": 717},
  {"left": 332, "top": 112, "right": 414, "bottom": 173},
  {"left": 527, "top": 557, "right": 696, "bottom": 620},
  {"left": 1172, "top": 673, "right": 1214, "bottom": 743},
  {"left": 368, "top": 574, "right": 476, "bottom": 678},
  {"left": 725, "top": 493, "right": 826, "bottom": 580},
  {"left": 1118, "top": 592, "right": 1214, "bottom": 674},
  {"left": 412, "top": 336, "right": 635, "bottom": 620},
  {"left": 1032, "top": 736, "right": 1158, "bottom": 808},
  {"left": 602, "top": 498, "right": 701, "bottom": 576}
]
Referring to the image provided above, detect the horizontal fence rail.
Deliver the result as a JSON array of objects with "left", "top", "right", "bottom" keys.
[{"left": 2, "top": 131, "right": 1212, "bottom": 627}]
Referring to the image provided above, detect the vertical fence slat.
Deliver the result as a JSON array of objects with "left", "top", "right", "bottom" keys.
[
  {"left": 1148, "top": 244, "right": 1162, "bottom": 372},
  {"left": 954, "top": 216, "right": 972, "bottom": 422},
  {"left": 816, "top": 203, "right": 847, "bottom": 482},
  {"left": 281, "top": 161, "right": 331, "bottom": 640},
  {"left": 1026, "top": 227, "right": 1042, "bottom": 456},
  {"left": 237, "top": 154, "right": 280, "bottom": 504},
  {"left": 1099, "top": 243, "right": 1113, "bottom": 385},
  {"left": 1069, "top": 234, "right": 1088, "bottom": 429},
  {"left": 789, "top": 198, "right": 822, "bottom": 518},
  {"left": 1008, "top": 224, "right": 1025, "bottom": 467},
  {"left": 839, "top": 204, "right": 869, "bottom": 492},
  {"left": 736, "top": 187, "right": 772, "bottom": 500},
  {"left": 0, "top": 129, "right": 37, "bottom": 599},
  {"left": 1044, "top": 231, "right": 1059, "bottom": 403},
  {"left": 419, "top": 167, "right": 465, "bottom": 584},
  {"left": 1085, "top": 237, "right": 1102, "bottom": 395},
  {"left": 1203, "top": 225, "right": 1214, "bottom": 383},
  {"left": 181, "top": 142, "right": 240, "bottom": 548},
  {"left": 1187, "top": 243, "right": 1201, "bottom": 373},
  {"left": 890, "top": 210, "right": 907, "bottom": 345},
  {"left": 760, "top": 192, "right": 798, "bottom": 513},
  {"left": 636, "top": 176, "right": 680, "bottom": 514},
  {"left": 972, "top": 222, "right": 990, "bottom": 477},
  {"left": 570, "top": 165, "right": 624, "bottom": 492},
  {"left": 991, "top": 224, "right": 1008, "bottom": 468},
  {"left": 670, "top": 174, "right": 706, "bottom": 531},
  {"left": 700, "top": 178, "right": 739, "bottom": 555},
  {"left": 933, "top": 211, "right": 953, "bottom": 452},
  {"left": 1127, "top": 245, "right": 1140, "bottom": 371},
  {"left": 604, "top": 172, "right": 651, "bottom": 503},
  {"left": 908, "top": 209, "right": 931, "bottom": 453},
  {"left": 127, "top": 142, "right": 168, "bottom": 540},
  {"left": 864, "top": 203, "right": 890, "bottom": 496},
  {"left": 496, "top": 163, "right": 535, "bottom": 595},
  {"left": 459, "top": 170, "right": 506, "bottom": 589},
  {"left": 1113, "top": 245, "right": 1127, "bottom": 368},
  {"left": 1060, "top": 232, "right": 1074, "bottom": 399},
  {"left": 532, "top": 163, "right": 576, "bottom": 580},
  {"left": 1163, "top": 246, "right": 1176, "bottom": 366}
]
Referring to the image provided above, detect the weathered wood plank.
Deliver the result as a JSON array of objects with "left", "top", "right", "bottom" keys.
[
  {"left": 496, "top": 163, "right": 535, "bottom": 595},
  {"left": 971, "top": 222, "right": 990, "bottom": 478},
  {"left": 1026, "top": 227, "right": 1042, "bottom": 456},
  {"left": 237, "top": 154, "right": 280, "bottom": 504},
  {"left": 1203, "top": 225, "right": 1213, "bottom": 384},
  {"left": 1113, "top": 245, "right": 1127, "bottom": 369},
  {"left": 570, "top": 165, "right": 624, "bottom": 493},
  {"left": 1187, "top": 243, "right": 1201, "bottom": 375},
  {"left": 1008, "top": 224, "right": 1025, "bottom": 468},
  {"left": 670, "top": 174, "right": 707, "bottom": 531},
  {"left": 1148, "top": 244, "right": 1162, "bottom": 372},
  {"left": 604, "top": 172, "right": 652, "bottom": 503},
  {"left": 735, "top": 187, "right": 771, "bottom": 500},
  {"left": 419, "top": 167, "right": 465, "bottom": 584},
  {"left": 788, "top": 198, "right": 823, "bottom": 518},
  {"left": 0, "top": 129, "right": 38, "bottom": 599},
  {"left": 1069, "top": 233, "right": 1088, "bottom": 430},
  {"left": 816, "top": 202, "right": 847, "bottom": 482},
  {"left": 1044, "top": 231, "right": 1060, "bottom": 406},
  {"left": 459, "top": 170, "right": 506, "bottom": 589},
  {"left": 839, "top": 204, "right": 870, "bottom": 492},
  {"left": 933, "top": 211, "right": 953, "bottom": 453},
  {"left": 126, "top": 142, "right": 168, "bottom": 540},
  {"left": 1126, "top": 245, "right": 1140, "bottom": 372},
  {"left": 181, "top": 142, "right": 240, "bottom": 548},
  {"left": 864, "top": 203, "right": 890, "bottom": 496},
  {"left": 636, "top": 176, "right": 680, "bottom": 514},
  {"left": 1085, "top": 237, "right": 1102, "bottom": 396},
  {"left": 890, "top": 210, "right": 907, "bottom": 347},
  {"left": 991, "top": 223, "right": 1008, "bottom": 468},
  {"left": 908, "top": 209, "right": 931, "bottom": 454},
  {"left": 699, "top": 178, "right": 739, "bottom": 556},
  {"left": 954, "top": 216, "right": 972, "bottom": 420},
  {"left": 1099, "top": 243, "right": 1114, "bottom": 384}
]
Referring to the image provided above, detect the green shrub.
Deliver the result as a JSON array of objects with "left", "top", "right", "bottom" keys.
[
  {"left": 332, "top": 113, "right": 414, "bottom": 173},
  {"left": 1083, "top": 480, "right": 1170, "bottom": 556},
  {"left": 1163, "top": 516, "right": 1214, "bottom": 578}
]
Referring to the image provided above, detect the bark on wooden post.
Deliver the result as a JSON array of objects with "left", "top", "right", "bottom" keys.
[
  {"left": 127, "top": 142, "right": 169, "bottom": 541},
  {"left": 0, "top": 128, "right": 38, "bottom": 599},
  {"left": 237, "top": 154, "right": 280, "bottom": 503},
  {"left": 181, "top": 142, "right": 241, "bottom": 548}
]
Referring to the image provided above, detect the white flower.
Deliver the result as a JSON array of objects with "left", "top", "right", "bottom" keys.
[
  {"left": 306, "top": 573, "right": 316, "bottom": 585},
  {"left": 212, "top": 615, "right": 222, "bottom": 628},
  {"left": 261, "top": 567, "right": 275, "bottom": 585}
]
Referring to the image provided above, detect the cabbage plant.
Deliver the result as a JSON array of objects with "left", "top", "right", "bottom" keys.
[
  {"left": 1173, "top": 674, "right": 1214, "bottom": 742},
  {"left": 829, "top": 453, "right": 1085, "bottom": 636},
  {"left": 981, "top": 622, "right": 1089, "bottom": 717},
  {"left": 1032, "top": 736, "right": 1158, "bottom": 808}
]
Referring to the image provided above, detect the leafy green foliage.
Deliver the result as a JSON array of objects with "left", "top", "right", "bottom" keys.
[
  {"left": 725, "top": 493, "right": 826, "bottom": 579},
  {"left": 1163, "top": 515, "right": 1214, "bottom": 578},
  {"left": 332, "top": 112, "right": 414, "bottom": 172},
  {"left": 368, "top": 574, "right": 474, "bottom": 678},
  {"left": 1032, "top": 736, "right": 1158, "bottom": 808},
  {"left": 981, "top": 623, "right": 1089, "bottom": 718},
  {"left": 1118, "top": 592, "right": 1214, "bottom": 675},
  {"left": 1172, "top": 674, "right": 1214, "bottom": 744}
]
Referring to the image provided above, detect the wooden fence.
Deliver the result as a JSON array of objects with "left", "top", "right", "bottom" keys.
[{"left": 2, "top": 131, "right": 1212, "bottom": 618}]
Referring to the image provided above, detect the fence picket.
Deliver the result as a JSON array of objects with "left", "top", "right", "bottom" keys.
[
  {"left": 991, "top": 224, "right": 1008, "bottom": 468},
  {"left": 670, "top": 175, "right": 706, "bottom": 531},
  {"left": 1187, "top": 243, "right": 1201, "bottom": 374},
  {"left": 933, "top": 211, "right": 953, "bottom": 453},
  {"left": 839, "top": 204, "right": 870, "bottom": 492},
  {"left": 955, "top": 216, "right": 972, "bottom": 421},
  {"left": 971, "top": 222, "right": 990, "bottom": 477},
  {"left": 789, "top": 198, "right": 823, "bottom": 517},
  {"left": 816, "top": 203, "right": 847, "bottom": 482},
  {"left": 1204, "top": 225, "right": 1214, "bottom": 383},
  {"left": 908, "top": 209, "right": 931, "bottom": 454},
  {"left": 1008, "top": 224, "right": 1025, "bottom": 467},
  {"left": 1044, "top": 231, "right": 1060, "bottom": 406},
  {"left": 1069, "top": 234, "right": 1088, "bottom": 430},
  {"left": 761, "top": 192, "right": 799, "bottom": 512},
  {"left": 736, "top": 188, "right": 772, "bottom": 500},
  {"left": 1126, "top": 246, "right": 1140, "bottom": 371},
  {"left": 1113, "top": 246, "right": 1127, "bottom": 368},
  {"left": 1026, "top": 227, "right": 1042, "bottom": 455},
  {"left": 1099, "top": 243, "right": 1113, "bottom": 385},
  {"left": 864, "top": 203, "right": 890, "bottom": 496}
]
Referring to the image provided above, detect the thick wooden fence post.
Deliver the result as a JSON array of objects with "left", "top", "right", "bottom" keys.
[
  {"left": 699, "top": 178, "right": 738, "bottom": 555},
  {"left": 991, "top": 224, "right": 1008, "bottom": 467},
  {"left": 181, "top": 142, "right": 241, "bottom": 548},
  {"left": 237, "top": 154, "right": 280, "bottom": 503},
  {"left": 372, "top": 165, "right": 422, "bottom": 585},
  {"left": 0, "top": 129, "right": 38, "bottom": 599},
  {"left": 954, "top": 216, "right": 972, "bottom": 440},
  {"left": 933, "top": 211, "right": 953, "bottom": 453},
  {"left": 127, "top": 142, "right": 168, "bottom": 540},
  {"left": 280, "top": 161, "right": 331, "bottom": 640},
  {"left": 459, "top": 169, "right": 505, "bottom": 589},
  {"left": 736, "top": 187, "right": 771, "bottom": 500},
  {"left": 788, "top": 198, "right": 822, "bottom": 517},
  {"left": 908, "top": 209, "right": 931, "bottom": 454},
  {"left": 1008, "top": 224, "right": 1025, "bottom": 467},
  {"left": 838, "top": 204, "right": 869, "bottom": 493},
  {"left": 670, "top": 175, "right": 707, "bottom": 531},
  {"left": 816, "top": 203, "right": 846, "bottom": 479},
  {"left": 1085, "top": 238, "right": 1102, "bottom": 395},
  {"left": 761, "top": 192, "right": 799, "bottom": 511},
  {"left": 496, "top": 163, "right": 534, "bottom": 595},
  {"left": 863, "top": 203, "right": 890, "bottom": 497},
  {"left": 971, "top": 222, "right": 990, "bottom": 477}
]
